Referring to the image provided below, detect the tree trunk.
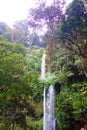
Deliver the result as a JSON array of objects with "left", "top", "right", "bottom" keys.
[{"left": 79, "top": 55, "right": 87, "bottom": 78}]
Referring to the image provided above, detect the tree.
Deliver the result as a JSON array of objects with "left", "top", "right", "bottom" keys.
[
  {"left": 11, "top": 20, "right": 29, "bottom": 46},
  {"left": 28, "top": 32, "right": 47, "bottom": 47},
  {"left": 0, "top": 22, "right": 12, "bottom": 41},
  {"left": 0, "top": 36, "right": 32, "bottom": 129},
  {"left": 56, "top": 85, "right": 87, "bottom": 130},
  {"left": 61, "top": 0, "right": 87, "bottom": 77},
  {"left": 81, "top": 0, "right": 87, "bottom": 13},
  {"left": 0, "top": 36, "right": 45, "bottom": 129},
  {"left": 28, "top": 0, "right": 65, "bottom": 32}
]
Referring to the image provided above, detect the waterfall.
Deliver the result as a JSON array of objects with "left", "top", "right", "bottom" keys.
[
  {"left": 41, "top": 54, "right": 45, "bottom": 79},
  {"left": 43, "top": 85, "right": 56, "bottom": 130},
  {"left": 43, "top": 87, "right": 46, "bottom": 130},
  {"left": 41, "top": 53, "right": 56, "bottom": 130}
]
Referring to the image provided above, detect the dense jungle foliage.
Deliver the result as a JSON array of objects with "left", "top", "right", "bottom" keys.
[{"left": 0, "top": 0, "right": 87, "bottom": 130}]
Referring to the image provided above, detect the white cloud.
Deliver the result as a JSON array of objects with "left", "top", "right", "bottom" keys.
[
  {"left": 0, "top": 0, "right": 35, "bottom": 27},
  {"left": 0, "top": 0, "right": 73, "bottom": 27}
]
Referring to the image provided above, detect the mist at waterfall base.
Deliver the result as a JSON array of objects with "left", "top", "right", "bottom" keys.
[{"left": 41, "top": 54, "right": 56, "bottom": 130}]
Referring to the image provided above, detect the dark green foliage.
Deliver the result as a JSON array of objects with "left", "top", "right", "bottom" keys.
[
  {"left": 0, "top": 36, "right": 33, "bottom": 129},
  {"left": 62, "top": 0, "right": 87, "bottom": 35},
  {"left": 60, "top": 0, "right": 87, "bottom": 78},
  {"left": 0, "top": 0, "right": 87, "bottom": 129},
  {"left": 56, "top": 84, "right": 87, "bottom": 130}
]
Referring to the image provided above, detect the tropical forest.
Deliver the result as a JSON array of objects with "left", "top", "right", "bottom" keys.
[{"left": 0, "top": 0, "right": 87, "bottom": 130}]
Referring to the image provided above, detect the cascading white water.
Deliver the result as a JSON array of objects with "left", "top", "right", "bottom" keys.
[
  {"left": 41, "top": 53, "right": 56, "bottom": 130},
  {"left": 41, "top": 54, "right": 45, "bottom": 79},
  {"left": 43, "top": 87, "right": 46, "bottom": 130},
  {"left": 43, "top": 85, "right": 56, "bottom": 130}
]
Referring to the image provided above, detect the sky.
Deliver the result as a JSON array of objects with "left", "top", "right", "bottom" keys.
[{"left": 0, "top": 0, "right": 73, "bottom": 28}]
